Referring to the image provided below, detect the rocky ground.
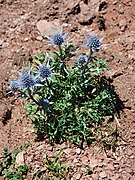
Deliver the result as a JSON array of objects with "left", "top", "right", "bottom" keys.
[{"left": 0, "top": 0, "right": 135, "bottom": 179}]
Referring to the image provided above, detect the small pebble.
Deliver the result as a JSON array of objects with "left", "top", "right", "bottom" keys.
[
  {"left": 99, "top": 171, "right": 107, "bottom": 178},
  {"left": 36, "top": 36, "right": 43, "bottom": 41},
  {"left": 2, "top": 42, "right": 9, "bottom": 48},
  {"left": 24, "top": 37, "right": 29, "bottom": 42},
  {"left": 76, "top": 148, "right": 81, "bottom": 154},
  {"left": 0, "top": 39, "right": 4, "bottom": 46}
]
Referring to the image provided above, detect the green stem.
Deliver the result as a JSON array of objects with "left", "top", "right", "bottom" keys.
[
  {"left": 81, "top": 49, "right": 93, "bottom": 78},
  {"left": 27, "top": 88, "right": 46, "bottom": 112},
  {"left": 58, "top": 45, "right": 63, "bottom": 61},
  {"left": 58, "top": 45, "right": 67, "bottom": 77},
  {"left": 28, "top": 88, "right": 40, "bottom": 106},
  {"left": 46, "top": 78, "right": 51, "bottom": 89}
]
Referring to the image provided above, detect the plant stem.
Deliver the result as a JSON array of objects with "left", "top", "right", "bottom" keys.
[
  {"left": 81, "top": 49, "right": 92, "bottom": 78},
  {"left": 58, "top": 45, "right": 63, "bottom": 61},
  {"left": 27, "top": 88, "right": 46, "bottom": 112},
  {"left": 19, "top": 89, "right": 46, "bottom": 111},
  {"left": 46, "top": 78, "right": 50, "bottom": 89},
  {"left": 28, "top": 88, "right": 40, "bottom": 106},
  {"left": 58, "top": 45, "right": 67, "bottom": 77}
]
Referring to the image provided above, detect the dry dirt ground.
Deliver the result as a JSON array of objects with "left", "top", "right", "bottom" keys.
[{"left": 0, "top": 0, "right": 135, "bottom": 179}]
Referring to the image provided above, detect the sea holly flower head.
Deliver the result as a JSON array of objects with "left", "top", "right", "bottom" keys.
[
  {"left": 76, "top": 55, "right": 87, "bottom": 66},
  {"left": 38, "top": 98, "right": 53, "bottom": 111},
  {"left": 16, "top": 66, "right": 38, "bottom": 89},
  {"left": 37, "top": 64, "right": 52, "bottom": 79},
  {"left": 81, "top": 32, "right": 108, "bottom": 52},
  {"left": 36, "top": 61, "right": 55, "bottom": 81},
  {"left": 46, "top": 27, "right": 68, "bottom": 46},
  {"left": 9, "top": 80, "right": 18, "bottom": 93}
]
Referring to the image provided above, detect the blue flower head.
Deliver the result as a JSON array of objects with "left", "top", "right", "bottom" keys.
[
  {"left": 38, "top": 64, "right": 52, "bottom": 79},
  {"left": 81, "top": 32, "right": 108, "bottom": 52},
  {"left": 9, "top": 80, "right": 18, "bottom": 93},
  {"left": 38, "top": 98, "right": 53, "bottom": 111},
  {"left": 76, "top": 55, "right": 87, "bottom": 66},
  {"left": 36, "top": 61, "right": 55, "bottom": 81},
  {"left": 46, "top": 27, "right": 68, "bottom": 46},
  {"left": 16, "top": 66, "right": 37, "bottom": 89}
]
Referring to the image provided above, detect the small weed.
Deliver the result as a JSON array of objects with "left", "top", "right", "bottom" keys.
[
  {"left": 33, "top": 148, "right": 69, "bottom": 180},
  {"left": 0, "top": 145, "right": 30, "bottom": 180},
  {"left": 86, "top": 167, "right": 93, "bottom": 175}
]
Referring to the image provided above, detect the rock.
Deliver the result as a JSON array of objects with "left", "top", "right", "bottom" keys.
[
  {"left": 2, "top": 42, "right": 9, "bottom": 49},
  {"left": 79, "top": 1, "right": 90, "bottom": 15},
  {"left": 117, "top": 4, "right": 124, "bottom": 14},
  {"left": 36, "top": 19, "right": 60, "bottom": 37},
  {"left": 78, "top": 1, "right": 95, "bottom": 25},
  {"left": 15, "top": 151, "right": 25, "bottom": 167},
  {"left": 130, "top": 155, "right": 134, "bottom": 159},
  {"left": 0, "top": 39, "right": 4, "bottom": 46},
  {"left": 75, "top": 173, "right": 82, "bottom": 179},
  {"left": 24, "top": 37, "right": 29, "bottom": 42},
  {"left": 119, "top": 19, "right": 127, "bottom": 32},
  {"left": 99, "top": 171, "right": 107, "bottom": 178},
  {"left": 76, "top": 148, "right": 81, "bottom": 154},
  {"left": 78, "top": 14, "right": 94, "bottom": 25},
  {"left": 36, "top": 36, "right": 43, "bottom": 41},
  {"left": 119, "top": 33, "right": 134, "bottom": 50},
  {"left": 98, "top": 163, "right": 103, "bottom": 167},
  {"left": 65, "top": 0, "right": 80, "bottom": 15},
  {"left": 78, "top": 0, "right": 103, "bottom": 25}
]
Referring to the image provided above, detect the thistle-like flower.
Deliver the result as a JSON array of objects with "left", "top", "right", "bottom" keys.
[
  {"left": 9, "top": 80, "right": 18, "bottom": 93},
  {"left": 36, "top": 62, "right": 55, "bottom": 81},
  {"left": 81, "top": 32, "right": 108, "bottom": 52},
  {"left": 38, "top": 98, "right": 53, "bottom": 111},
  {"left": 46, "top": 27, "right": 68, "bottom": 46},
  {"left": 16, "top": 66, "right": 38, "bottom": 89},
  {"left": 76, "top": 55, "right": 87, "bottom": 66}
]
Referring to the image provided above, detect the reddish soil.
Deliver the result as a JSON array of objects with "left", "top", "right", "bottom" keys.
[{"left": 0, "top": 0, "right": 135, "bottom": 179}]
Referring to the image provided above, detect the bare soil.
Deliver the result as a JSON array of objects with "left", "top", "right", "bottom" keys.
[{"left": 0, "top": 0, "right": 135, "bottom": 179}]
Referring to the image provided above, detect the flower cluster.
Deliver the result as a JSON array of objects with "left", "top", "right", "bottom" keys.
[
  {"left": 81, "top": 32, "right": 108, "bottom": 52},
  {"left": 17, "top": 68, "right": 37, "bottom": 89},
  {"left": 76, "top": 55, "right": 87, "bottom": 66},
  {"left": 37, "top": 64, "right": 53, "bottom": 80},
  {"left": 9, "top": 80, "right": 18, "bottom": 93},
  {"left": 9, "top": 67, "right": 37, "bottom": 93},
  {"left": 9, "top": 63, "right": 53, "bottom": 93},
  {"left": 8, "top": 28, "right": 109, "bottom": 117}
]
